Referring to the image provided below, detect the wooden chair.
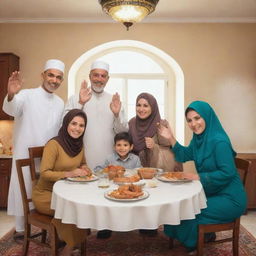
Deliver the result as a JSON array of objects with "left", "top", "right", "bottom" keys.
[
  {"left": 197, "top": 157, "right": 251, "bottom": 256},
  {"left": 16, "top": 158, "right": 58, "bottom": 255},
  {"left": 27, "top": 146, "right": 89, "bottom": 255},
  {"left": 235, "top": 157, "right": 250, "bottom": 187},
  {"left": 28, "top": 146, "right": 44, "bottom": 179}
]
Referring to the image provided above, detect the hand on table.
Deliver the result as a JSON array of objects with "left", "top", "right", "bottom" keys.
[
  {"left": 183, "top": 172, "right": 200, "bottom": 180},
  {"left": 66, "top": 167, "right": 91, "bottom": 178},
  {"left": 80, "top": 165, "right": 92, "bottom": 176}
]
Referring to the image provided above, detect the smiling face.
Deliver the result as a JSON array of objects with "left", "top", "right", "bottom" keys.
[
  {"left": 41, "top": 69, "right": 63, "bottom": 93},
  {"left": 186, "top": 110, "right": 206, "bottom": 135},
  {"left": 89, "top": 68, "right": 109, "bottom": 93},
  {"left": 67, "top": 116, "right": 86, "bottom": 139},
  {"left": 136, "top": 98, "right": 152, "bottom": 120},
  {"left": 114, "top": 139, "right": 133, "bottom": 160}
]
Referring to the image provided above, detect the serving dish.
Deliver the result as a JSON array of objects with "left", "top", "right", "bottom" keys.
[
  {"left": 104, "top": 190, "right": 149, "bottom": 202},
  {"left": 67, "top": 175, "right": 98, "bottom": 182},
  {"left": 156, "top": 175, "right": 192, "bottom": 183}
]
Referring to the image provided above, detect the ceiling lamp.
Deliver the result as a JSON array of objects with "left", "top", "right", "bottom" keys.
[{"left": 99, "top": 0, "right": 159, "bottom": 30}]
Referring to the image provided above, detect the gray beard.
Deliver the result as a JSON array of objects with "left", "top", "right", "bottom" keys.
[{"left": 91, "top": 84, "right": 104, "bottom": 93}]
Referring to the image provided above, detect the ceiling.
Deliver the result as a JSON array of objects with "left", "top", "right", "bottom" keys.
[{"left": 0, "top": 0, "right": 256, "bottom": 23}]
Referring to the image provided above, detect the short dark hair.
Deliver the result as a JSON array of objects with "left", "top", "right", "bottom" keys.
[{"left": 114, "top": 132, "right": 133, "bottom": 145}]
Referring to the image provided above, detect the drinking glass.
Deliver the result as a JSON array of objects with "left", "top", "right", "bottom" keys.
[{"left": 97, "top": 173, "right": 110, "bottom": 188}]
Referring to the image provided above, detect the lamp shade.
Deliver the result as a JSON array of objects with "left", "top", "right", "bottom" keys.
[{"left": 99, "top": 0, "right": 159, "bottom": 30}]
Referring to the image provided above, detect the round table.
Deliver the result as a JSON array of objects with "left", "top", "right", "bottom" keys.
[{"left": 51, "top": 179, "right": 207, "bottom": 231}]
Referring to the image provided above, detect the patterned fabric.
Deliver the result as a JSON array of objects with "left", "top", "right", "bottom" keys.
[{"left": 0, "top": 226, "right": 255, "bottom": 256}]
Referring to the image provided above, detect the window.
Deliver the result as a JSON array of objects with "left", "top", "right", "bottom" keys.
[{"left": 99, "top": 51, "right": 167, "bottom": 120}]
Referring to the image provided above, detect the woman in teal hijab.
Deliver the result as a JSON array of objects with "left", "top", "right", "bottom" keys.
[{"left": 158, "top": 101, "right": 247, "bottom": 251}]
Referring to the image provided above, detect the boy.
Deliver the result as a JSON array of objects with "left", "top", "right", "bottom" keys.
[
  {"left": 94, "top": 132, "right": 141, "bottom": 172},
  {"left": 94, "top": 132, "right": 142, "bottom": 239}
]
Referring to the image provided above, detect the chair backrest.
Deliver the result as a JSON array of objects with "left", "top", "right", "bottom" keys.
[
  {"left": 16, "top": 158, "right": 34, "bottom": 217},
  {"left": 235, "top": 157, "right": 251, "bottom": 186},
  {"left": 28, "top": 146, "right": 44, "bottom": 181}
]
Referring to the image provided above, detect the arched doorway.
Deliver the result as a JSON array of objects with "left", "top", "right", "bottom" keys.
[{"left": 68, "top": 40, "right": 184, "bottom": 143}]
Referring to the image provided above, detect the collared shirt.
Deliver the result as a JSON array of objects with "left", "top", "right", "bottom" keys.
[{"left": 94, "top": 152, "right": 142, "bottom": 172}]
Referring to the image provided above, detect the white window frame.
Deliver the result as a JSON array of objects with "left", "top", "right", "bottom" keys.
[{"left": 106, "top": 73, "right": 168, "bottom": 120}]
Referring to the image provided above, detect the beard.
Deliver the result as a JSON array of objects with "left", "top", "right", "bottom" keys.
[
  {"left": 91, "top": 83, "right": 105, "bottom": 93},
  {"left": 42, "top": 81, "right": 59, "bottom": 93}
]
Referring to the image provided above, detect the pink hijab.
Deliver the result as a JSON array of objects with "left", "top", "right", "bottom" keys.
[{"left": 128, "top": 93, "right": 161, "bottom": 154}]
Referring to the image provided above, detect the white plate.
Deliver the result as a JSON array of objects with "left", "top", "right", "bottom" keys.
[
  {"left": 134, "top": 167, "right": 163, "bottom": 173},
  {"left": 104, "top": 190, "right": 149, "bottom": 202},
  {"left": 156, "top": 175, "right": 192, "bottom": 183},
  {"left": 114, "top": 180, "right": 146, "bottom": 187},
  {"left": 67, "top": 175, "right": 98, "bottom": 183}
]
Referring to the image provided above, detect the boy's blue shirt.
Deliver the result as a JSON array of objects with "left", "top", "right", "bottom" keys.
[{"left": 94, "top": 152, "right": 142, "bottom": 172}]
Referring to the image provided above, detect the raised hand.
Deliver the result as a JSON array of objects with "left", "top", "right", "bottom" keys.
[
  {"left": 7, "top": 71, "right": 22, "bottom": 100},
  {"left": 157, "top": 120, "right": 176, "bottom": 146},
  {"left": 145, "top": 137, "right": 155, "bottom": 149},
  {"left": 79, "top": 80, "right": 92, "bottom": 105},
  {"left": 110, "top": 92, "right": 121, "bottom": 117}
]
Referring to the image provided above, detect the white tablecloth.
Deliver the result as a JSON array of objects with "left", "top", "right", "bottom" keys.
[{"left": 51, "top": 179, "right": 207, "bottom": 231}]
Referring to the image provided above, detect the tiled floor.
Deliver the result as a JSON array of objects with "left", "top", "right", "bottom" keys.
[{"left": 0, "top": 209, "right": 256, "bottom": 239}]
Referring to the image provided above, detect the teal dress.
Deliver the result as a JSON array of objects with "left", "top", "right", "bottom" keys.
[{"left": 164, "top": 101, "right": 247, "bottom": 249}]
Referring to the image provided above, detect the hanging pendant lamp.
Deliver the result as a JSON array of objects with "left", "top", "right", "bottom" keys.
[{"left": 99, "top": 0, "right": 159, "bottom": 30}]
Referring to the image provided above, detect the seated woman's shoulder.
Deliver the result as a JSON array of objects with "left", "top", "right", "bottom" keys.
[{"left": 45, "top": 139, "right": 60, "bottom": 149}]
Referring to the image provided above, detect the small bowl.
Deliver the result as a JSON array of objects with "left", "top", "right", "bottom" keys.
[
  {"left": 137, "top": 168, "right": 157, "bottom": 179},
  {"left": 103, "top": 166, "right": 125, "bottom": 180}
]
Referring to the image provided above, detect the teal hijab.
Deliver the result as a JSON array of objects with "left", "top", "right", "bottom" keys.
[{"left": 186, "top": 101, "right": 236, "bottom": 167}]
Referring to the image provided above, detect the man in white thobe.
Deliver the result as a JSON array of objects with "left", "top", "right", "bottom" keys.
[
  {"left": 64, "top": 60, "right": 128, "bottom": 238},
  {"left": 2, "top": 59, "right": 65, "bottom": 236}
]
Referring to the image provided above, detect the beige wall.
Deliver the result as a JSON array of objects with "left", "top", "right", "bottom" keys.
[{"left": 0, "top": 23, "right": 255, "bottom": 153}]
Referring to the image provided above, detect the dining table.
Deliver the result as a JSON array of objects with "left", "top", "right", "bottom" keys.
[{"left": 51, "top": 173, "right": 207, "bottom": 231}]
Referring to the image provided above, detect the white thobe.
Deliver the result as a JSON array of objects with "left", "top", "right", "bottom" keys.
[
  {"left": 64, "top": 91, "right": 128, "bottom": 169},
  {"left": 3, "top": 87, "right": 64, "bottom": 216}
]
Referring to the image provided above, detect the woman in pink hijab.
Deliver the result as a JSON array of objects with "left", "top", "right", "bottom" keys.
[
  {"left": 129, "top": 93, "right": 182, "bottom": 236},
  {"left": 129, "top": 93, "right": 182, "bottom": 172}
]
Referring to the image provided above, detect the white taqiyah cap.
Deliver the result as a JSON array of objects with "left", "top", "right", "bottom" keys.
[
  {"left": 44, "top": 59, "right": 65, "bottom": 73},
  {"left": 90, "top": 60, "right": 109, "bottom": 72}
]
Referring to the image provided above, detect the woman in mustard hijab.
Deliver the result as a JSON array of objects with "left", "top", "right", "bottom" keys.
[{"left": 158, "top": 101, "right": 247, "bottom": 252}]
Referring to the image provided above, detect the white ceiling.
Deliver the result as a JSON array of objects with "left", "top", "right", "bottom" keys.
[{"left": 0, "top": 0, "right": 256, "bottom": 23}]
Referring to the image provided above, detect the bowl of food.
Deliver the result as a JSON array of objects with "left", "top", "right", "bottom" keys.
[
  {"left": 113, "top": 174, "right": 141, "bottom": 184},
  {"left": 102, "top": 165, "right": 125, "bottom": 180},
  {"left": 137, "top": 168, "right": 157, "bottom": 179}
]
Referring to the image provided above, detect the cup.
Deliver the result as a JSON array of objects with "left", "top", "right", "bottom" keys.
[
  {"left": 98, "top": 174, "right": 110, "bottom": 188},
  {"left": 146, "top": 178, "right": 158, "bottom": 188}
]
